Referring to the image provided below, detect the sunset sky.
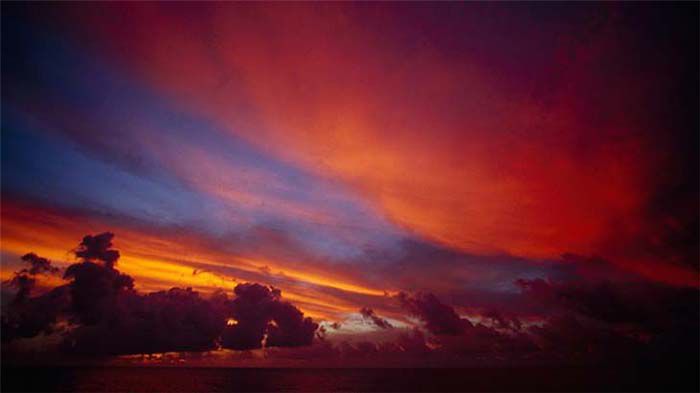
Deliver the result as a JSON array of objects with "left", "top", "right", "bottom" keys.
[{"left": 1, "top": 2, "right": 698, "bottom": 370}]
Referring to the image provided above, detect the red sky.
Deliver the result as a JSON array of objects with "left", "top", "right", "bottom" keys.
[{"left": 1, "top": 2, "right": 698, "bottom": 369}]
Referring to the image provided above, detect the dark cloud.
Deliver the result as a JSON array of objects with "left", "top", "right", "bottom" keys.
[
  {"left": 6, "top": 274, "right": 36, "bottom": 306},
  {"left": 20, "top": 253, "right": 60, "bottom": 275},
  {"left": 393, "top": 277, "right": 695, "bottom": 367},
  {"left": 525, "top": 314, "right": 641, "bottom": 362},
  {"left": 392, "top": 328, "right": 430, "bottom": 354},
  {"left": 1, "top": 233, "right": 319, "bottom": 356},
  {"left": 1, "top": 232, "right": 697, "bottom": 378},
  {"left": 1, "top": 252, "right": 68, "bottom": 341},
  {"left": 64, "top": 287, "right": 228, "bottom": 355},
  {"left": 61, "top": 232, "right": 135, "bottom": 326},
  {"left": 74, "top": 232, "right": 120, "bottom": 269},
  {"left": 3, "top": 253, "right": 61, "bottom": 304},
  {"left": 516, "top": 259, "right": 700, "bottom": 365},
  {"left": 1, "top": 285, "right": 69, "bottom": 342},
  {"left": 395, "top": 291, "right": 538, "bottom": 359},
  {"left": 221, "top": 283, "right": 318, "bottom": 350},
  {"left": 3, "top": 253, "right": 60, "bottom": 305},
  {"left": 266, "top": 301, "right": 318, "bottom": 347},
  {"left": 221, "top": 283, "right": 280, "bottom": 350},
  {"left": 397, "top": 292, "right": 468, "bottom": 335},
  {"left": 359, "top": 307, "right": 393, "bottom": 329},
  {"left": 515, "top": 275, "right": 699, "bottom": 334},
  {"left": 63, "top": 261, "right": 135, "bottom": 326}
]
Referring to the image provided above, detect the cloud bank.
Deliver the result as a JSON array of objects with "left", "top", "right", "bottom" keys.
[{"left": 2, "top": 233, "right": 319, "bottom": 355}]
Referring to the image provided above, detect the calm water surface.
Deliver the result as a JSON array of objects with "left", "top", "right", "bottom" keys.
[{"left": 2, "top": 366, "right": 695, "bottom": 392}]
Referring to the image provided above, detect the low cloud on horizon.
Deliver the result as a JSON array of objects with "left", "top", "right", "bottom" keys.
[{"left": 2, "top": 232, "right": 697, "bottom": 372}]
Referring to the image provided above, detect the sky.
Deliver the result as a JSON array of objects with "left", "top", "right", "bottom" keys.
[{"left": 1, "top": 2, "right": 698, "bottom": 372}]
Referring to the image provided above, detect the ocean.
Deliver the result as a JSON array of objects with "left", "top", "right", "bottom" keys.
[{"left": 1, "top": 366, "right": 695, "bottom": 392}]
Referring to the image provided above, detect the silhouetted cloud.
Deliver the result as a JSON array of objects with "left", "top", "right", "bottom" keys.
[
  {"left": 1, "top": 233, "right": 319, "bottom": 355},
  {"left": 74, "top": 232, "right": 120, "bottom": 269},
  {"left": 221, "top": 283, "right": 318, "bottom": 350},
  {"left": 397, "top": 292, "right": 468, "bottom": 335},
  {"left": 1, "top": 252, "right": 68, "bottom": 341},
  {"left": 394, "top": 291, "right": 538, "bottom": 358},
  {"left": 3, "top": 253, "right": 61, "bottom": 304},
  {"left": 1, "top": 231, "right": 697, "bottom": 376},
  {"left": 64, "top": 287, "right": 228, "bottom": 355},
  {"left": 20, "top": 253, "right": 60, "bottom": 276},
  {"left": 221, "top": 283, "right": 279, "bottom": 350},
  {"left": 6, "top": 274, "right": 35, "bottom": 305},
  {"left": 359, "top": 307, "right": 393, "bottom": 329},
  {"left": 63, "top": 261, "right": 135, "bottom": 326},
  {"left": 267, "top": 301, "right": 318, "bottom": 347},
  {"left": 1, "top": 285, "right": 69, "bottom": 342},
  {"left": 515, "top": 257, "right": 700, "bottom": 364}
]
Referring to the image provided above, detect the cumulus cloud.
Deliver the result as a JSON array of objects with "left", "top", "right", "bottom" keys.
[
  {"left": 74, "top": 232, "right": 121, "bottom": 269},
  {"left": 1, "top": 233, "right": 319, "bottom": 355},
  {"left": 395, "top": 291, "right": 537, "bottom": 359},
  {"left": 3, "top": 253, "right": 61, "bottom": 304},
  {"left": 1, "top": 253, "right": 67, "bottom": 342},
  {"left": 397, "top": 292, "right": 468, "bottom": 335},
  {"left": 63, "top": 260, "right": 135, "bottom": 326},
  {"left": 6, "top": 274, "right": 36, "bottom": 305},
  {"left": 65, "top": 287, "right": 228, "bottom": 355},
  {"left": 20, "top": 253, "right": 60, "bottom": 276},
  {"left": 221, "top": 283, "right": 318, "bottom": 350},
  {"left": 221, "top": 283, "right": 280, "bottom": 350},
  {"left": 1, "top": 231, "right": 697, "bottom": 379},
  {"left": 1, "top": 285, "right": 69, "bottom": 342},
  {"left": 393, "top": 271, "right": 699, "bottom": 367}
]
